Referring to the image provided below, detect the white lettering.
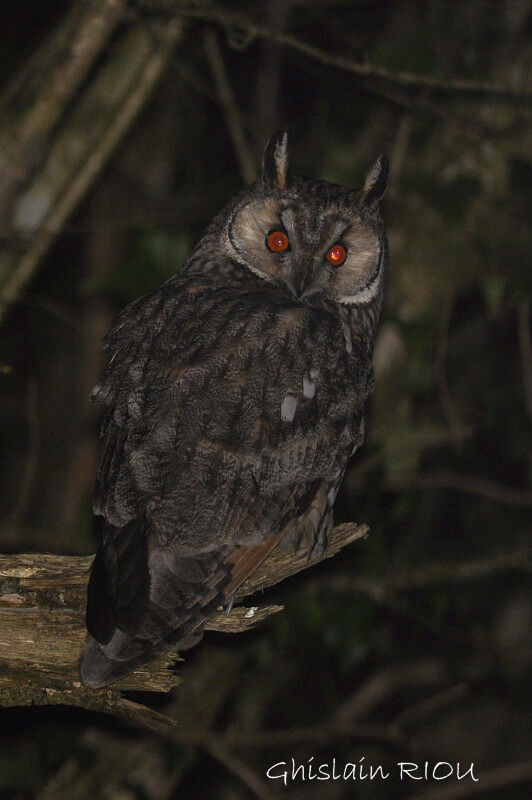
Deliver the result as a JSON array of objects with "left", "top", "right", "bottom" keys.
[
  {"left": 399, "top": 762, "right": 422, "bottom": 780},
  {"left": 292, "top": 760, "right": 305, "bottom": 782},
  {"left": 371, "top": 764, "right": 390, "bottom": 780},
  {"left": 343, "top": 763, "right": 356, "bottom": 780},
  {"left": 266, "top": 762, "right": 287, "bottom": 786},
  {"left": 458, "top": 763, "right": 479, "bottom": 782},
  {"left": 433, "top": 762, "right": 454, "bottom": 781}
]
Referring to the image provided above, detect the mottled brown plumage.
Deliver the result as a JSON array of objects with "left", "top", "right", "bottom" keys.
[{"left": 80, "top": 132, "right": 388, "bottom": 688}]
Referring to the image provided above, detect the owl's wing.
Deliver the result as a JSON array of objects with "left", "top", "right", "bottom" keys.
[{"left": 81, "top": 277, "right": 369, "bottom": 688}]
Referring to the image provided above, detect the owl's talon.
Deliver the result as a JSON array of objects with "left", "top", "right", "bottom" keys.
[
  {"left": 225, "top": 592, "right": 237, "bottom": 615},
  {"left": 307, "top": 532, "right": 328, "bottom": 562},
  {"left": 306, "top": 538, "right": 319, "bottom": 562}
]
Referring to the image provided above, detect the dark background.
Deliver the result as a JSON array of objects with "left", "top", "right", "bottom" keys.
[{"left": 0, "top": 1, "right": 530, "bottom": 797}]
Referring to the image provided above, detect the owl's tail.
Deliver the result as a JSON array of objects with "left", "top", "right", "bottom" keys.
[
  {"left": 80, "top": 597, "right": 221, "bottom": 690},
  {"left": 80, "top": 516, "right": 287, "bottom": 690},
  {"left": 80, "top": 518, "right": 234, "bottom": 689}
]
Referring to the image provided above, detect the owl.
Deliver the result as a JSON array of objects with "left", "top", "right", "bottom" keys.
[{"left": 80, "top": 131, "right": 388, "bottom": 688}]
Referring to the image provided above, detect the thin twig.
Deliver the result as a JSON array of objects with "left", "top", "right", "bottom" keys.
[
  {"left": 372, "top": 84, "right": 526, "bottom": 140},
  {"left": 348, "top": 452, "right": 532, "bottom": 505},
  {"left": 171, "top": 719, "right": 406, "bottom": 752},
  {"left": 346, "top": 426, "right": 475, "bottom": 485},
  {"left": 205, "top": 737, "right": 277, "bottom": 800},
  {"left": 392, "top": 549, "right": 531, "bottom": 589},
  {"left": 335, "top": 660, "right": 447, "bottom": 726},
  {"left": 392, "top": 682, "right": 470, "bottom": 731},
  {"left": 21, "top": 298, "right": 99, "bottom": 340},
  {"left": 303, "top": 548, "right": 531, "bottom": 653},
  {"left": 165, "top": 661, "right": 416, "bottom": 753},
  {"left": 309, "top": 547, "right": 530, "bottom": 598},
  {"left": 203, "top": 27, "right": 256, "bottom": 184},
  {"left": 171, "top": 5, "right": 532, "bottom": 105},
  {"left": 226, "top": 722, "right": 405, "bottom": 750},
  {"left": 385, "top": 471, "right": 532, "bottom": 508}
]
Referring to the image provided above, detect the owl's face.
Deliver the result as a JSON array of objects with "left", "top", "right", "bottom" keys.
[{"left": 224, "top": 132, "right": 388, "bottom": 307}]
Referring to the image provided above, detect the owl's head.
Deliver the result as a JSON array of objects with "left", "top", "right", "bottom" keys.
[{"left": 224, "top": 131, "right": 388, "bottom": 307}]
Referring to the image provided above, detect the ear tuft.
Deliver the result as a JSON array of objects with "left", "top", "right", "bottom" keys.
[
  {"left": 360, "top": 154, "right": 389, "bottom": 206},
  {"left": 262, "top": 130, "right": 289, "bottom": 189}
]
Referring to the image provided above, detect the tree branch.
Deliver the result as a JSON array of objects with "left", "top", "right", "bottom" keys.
[
  {"left": 306, "top": 546, "right": 530, "bottom": 600},
  {"left": 0, "top": 522, "right": 367, "bottom": 726},
  {"left": 203, "top": 28, "right": 257, "bottom": 184},
  {"left": 204, "top": 737, "right": 277, "bottom": 800},
  {"left": 157, "top": 4, "right": 532, "bottom": 105},
  {"left": 348, "top": 467, "right": 532, "bottom": 508},
  {"left": 384, "top": 471, "right": 532, "bottom": 508}
]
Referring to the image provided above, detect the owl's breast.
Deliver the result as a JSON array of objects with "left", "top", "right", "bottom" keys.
[
  {"left": 94, "top": 282, "right": 372, "bottom": 530},
  {"left": 169, "top": 298, "right": 367, "bottom": 434}
]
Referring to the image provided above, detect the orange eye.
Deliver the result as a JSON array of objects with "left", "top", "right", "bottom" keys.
[
  {"left": 325, "top": 244, "right": 347, "bottom": 266},
  {"left": 266, "top": 230, "right": 290, "bottom": 252}
]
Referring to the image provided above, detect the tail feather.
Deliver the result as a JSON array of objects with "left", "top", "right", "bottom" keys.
[
  {"left": 81, "top": 521, "right": 288, "bottom": 689},
  {"left": 80, "top": 548, "right": 232, "bottom": 689},
  {"left": 80, "top": 614, "right": 209, "bottom": 689}
]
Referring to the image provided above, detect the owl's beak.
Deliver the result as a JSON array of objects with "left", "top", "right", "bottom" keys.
[
  {"left": 286, "top": 260, "right": 316, "bottom": 299},
  {"left": 283, "top": 277, "right": 299, "bottom": 299}
]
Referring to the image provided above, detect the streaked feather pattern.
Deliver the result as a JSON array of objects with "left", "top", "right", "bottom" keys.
[{"left": 81, "top": 132, "right": 387, "bottom": 688}]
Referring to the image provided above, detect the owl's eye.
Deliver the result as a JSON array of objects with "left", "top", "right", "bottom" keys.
[
  {"left": 325, "top": 244, "right": 347, "bottom": 267},
  {"left": 266, "top": 230, "right": 290, "bottom": 252}
]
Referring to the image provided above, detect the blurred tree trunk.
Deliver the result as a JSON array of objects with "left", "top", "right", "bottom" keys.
[
  {"left": 0, "top": 1, "right": 182, "bottom": 550},
  {"left": 0, "top": 0, "right": 182, "bottom": 324}
]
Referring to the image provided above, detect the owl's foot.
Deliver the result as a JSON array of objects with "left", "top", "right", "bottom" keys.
[
  {"left": 306, "top": 532, "right": 327, "bottom": 562},
  {"left": 225, "top": 591, "right": 237, "bottom": 615}
]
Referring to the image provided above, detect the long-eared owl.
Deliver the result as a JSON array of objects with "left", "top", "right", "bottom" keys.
[{"left": 81, "top": 132, "right": 389, "bottom": 688}]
